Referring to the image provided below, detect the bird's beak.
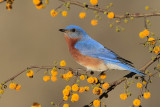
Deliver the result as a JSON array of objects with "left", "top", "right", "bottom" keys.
[{"left": 59, "top": 29, "right": 66, "bottom": 32}]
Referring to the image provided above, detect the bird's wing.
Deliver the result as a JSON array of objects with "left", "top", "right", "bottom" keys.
[
  {"left": 75, "top": 38, "right": 118, "bottom": 59},
  {"left": 75, "top": 39, "right": 133, "bottom": 66}
]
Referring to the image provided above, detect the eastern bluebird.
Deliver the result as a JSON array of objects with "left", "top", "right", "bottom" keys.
[{"left": 59, "top": 25, "right": 144, "bottom": 76}]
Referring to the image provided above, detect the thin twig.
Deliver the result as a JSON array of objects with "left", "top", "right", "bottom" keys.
[{"left": 58, "top": 0, "right": 160, "bottom": 19}]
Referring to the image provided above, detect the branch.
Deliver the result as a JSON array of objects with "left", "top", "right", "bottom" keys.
[
  {"left": 2, "top": 65, "right": 86, "bottom": 84},
  {"left": 59, "top": 0, "right": 160, "bottom": 19}
]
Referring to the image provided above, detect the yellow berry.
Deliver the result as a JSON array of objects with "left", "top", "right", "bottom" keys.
[
  {"left": 51, "top": 76, "right": 57, "bottom": 82},
  {"left": 9, "top": 83, "right": 16, "bottom": 89},
  {"left": 148, "top": 37, "right": 155, "bottom": 45},
  {"left": 62, "top": 11, "right": 67, "bottom": 16},
  {"left": 133, "top": 99, "right": 141, "bottom": 106},
  {"left": 144, "top": 92, "right": 151, "bottom": 99},
  {"left": 100, "top": 73, "right": 107, "bottom": 79},
  {"left": 93, "top": 87, "right": 103, "bottom": 95},
  {"left": 84, "top": 86, "right": 89, "bottom": 91},
  {"left": 63, "top": 104, "right": 69, "bottom": 107},
  {"left": 65, "top": 85, "right": 71, "bottom": 91},
  {"left": 137, "top": 83, "right": 143, "bottom": 88},
  {"left": 107, "top": 12, "right": 115, "bottom": 19},
  {"left": 36, "top": 4, "right": 45, "bottom": 9},
  {"left": 139, "top": 32, "right": 146, "bottom": 38},
  {"left": 6, "top": 3, "right": 12, "bottom": 11},
  {"left": 63, "top": 89, "right": 70, "bottom": 96},
  {"left": 90, "top": 0, "right": 98, "bottom": 5},
  {"left": 71, "top": 93, "right": 79, "bottom": 102},
  {"left": 94, "top": 77, "right": 98, "bottom": 83},
  {"left": 102, "top": 82, "right": 109, "bottom": 89},
  {"left": 72, "top": 84, "right": 79, "bottom": 91},
  {"left": 26, "top": 70, "right": 34, "bottom": 78},
  {"left": 50, "top": 9, "right": 58, "bottom": 17},
  {"left": 51, "top": 70, "right": 58, "bottom": 76},
  {"left": 80, "top": 75, "right": 85, "bottom": 80},
  {"left": 43, "top": 75, "right": 50, "bottom": 82},
  {"left": 153, "top": 46, "right": 160, "bottom": 54},
  {"left": 33, "top": 0, "right": 41, "bottom": 5},
  {"left": 120, "top": 93, "right": 128, "bottom": 100},
  {"left": 63, "top": 95, "right": 69, "bottom": 101},
  {"left": 143, "top": 29, "right": 150, "bottom": 36},
  {"left": 87, "top": 77, "right": 94, "bottom": 83},
  {"left": 79, "top": 87, "right": 85, "bottom": 93},
  {"left": 60, "top": 60, "right": 66, "bottom": 67},
  {"left": 79, "top": 12, "right": 86, "bottom": 19},
  {"left": 93, "top": 99, "right": 100, "bottom": 107},
  {"left": 91, "top": 19, "right": 98, "bottom": 26},
  {"left": 66, "top": 71, "right": 73, "bottom": 78},
  {"left": 15, "top": 84, "right": 21, "bottom": 91}
]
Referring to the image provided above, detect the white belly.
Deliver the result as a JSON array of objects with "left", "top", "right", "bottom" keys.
[{"left": 106, "top": 63, "right": 126, "bottom": 70}]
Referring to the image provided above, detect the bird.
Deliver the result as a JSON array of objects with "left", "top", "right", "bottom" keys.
[{"left": 59, "top": 25, "right": 144, "bottom": 76}]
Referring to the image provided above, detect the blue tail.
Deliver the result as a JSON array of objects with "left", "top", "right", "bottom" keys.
[{"left": 120, "top": 64, "right": 145, "bottom": 76}]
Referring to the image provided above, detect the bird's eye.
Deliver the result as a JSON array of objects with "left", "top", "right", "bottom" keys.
[{"left": 71, "top": 28, "right": 76, "bottom": 32}]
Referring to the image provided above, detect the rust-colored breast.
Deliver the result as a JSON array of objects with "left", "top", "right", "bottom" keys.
[{"left": 64, "top": 35, "right": 108, "bottom": 71}]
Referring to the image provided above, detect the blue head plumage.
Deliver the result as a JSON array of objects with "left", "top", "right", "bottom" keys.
[{"left": 59, "top": 25, "right": 89, "bottom": 40}]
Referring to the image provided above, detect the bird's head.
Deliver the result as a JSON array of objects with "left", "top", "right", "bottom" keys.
[{"left": 59, "top": 25, "right": 89, "bottom": 40}]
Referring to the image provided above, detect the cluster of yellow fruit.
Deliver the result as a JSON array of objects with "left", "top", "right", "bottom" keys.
[
  {"left": 6, "top": 0, "right": 14, "bottom": 11},
  {"left": 90, "top": 12, "right": 115, "bottom": 26},
  {"left": 62, "top": 71, "right": 73, "bottom": 81},
  {"left": 139, "top": 29, "right": 150, "bottom": 38},
  {"left": 43, "top": 68, "right": 58, "bottom": 82},
  {"left": 9, "top": 83, "right": 21, "bottom": 91},
  {"left": 62, "top": 84, "right": 89, "bottom": 103},
  {"left": 120, "top": 82, "right": 151, "bottom": 106},
  {"left": 50, "top": 9, "right": 68, "bottom": 17},
  {"left": 139, "top": 29, "right": 160, "bottom": 54},
  {"left": 137, "top": 82, "right": 151, "bottom": 99},
  {"left": 92, "top": 82, "right": 109, "bottom": 96},
  {"left": 87, "top": 76, "right": 98, "bottom": 84},
  {"left": 120, "top": 93, "right": 151, "bottom": 106},
  {"left": 33, "top": 0, "right": 45, "bottom": 9},
  {"left": 87, "top": 73, "right": 107, "bottom": 84}
]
